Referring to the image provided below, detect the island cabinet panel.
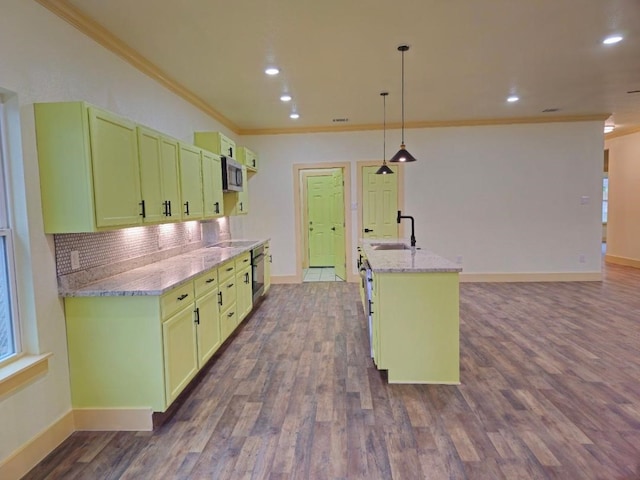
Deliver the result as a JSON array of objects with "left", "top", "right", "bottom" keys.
[
  {"left": 34, "top": 102, "right": 143, "bottom": 233},
  {"left": 374, "top": 272, "right": 460, "bottom": 384}
]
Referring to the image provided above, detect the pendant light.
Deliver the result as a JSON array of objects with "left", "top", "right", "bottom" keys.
[
  {"left": 376, "top": 92, "right": 394, "bottom": 175},
  {"left": 389, "top": 44, "right": 417, "bottom": 163}
]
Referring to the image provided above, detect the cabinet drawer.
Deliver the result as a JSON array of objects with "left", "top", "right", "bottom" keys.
[
  {"left": 219, "top": 277, "right": 237, "bottom": 311},
  {"left": 235, "top": 252, "right": 251, "bottom": 270},
  {"left": 195, "top": 269, "right": 218, "bottom": 297},
  {"left": 161, "top": 282, "right": 194, "bottom": 319},
  {"left": 218, "top": 260, "right": 236, "bottom": 282}
]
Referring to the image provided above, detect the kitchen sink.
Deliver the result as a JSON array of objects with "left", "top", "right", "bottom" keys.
[{"left": 371, "top": 243, "right": 411, "bottom": 250}]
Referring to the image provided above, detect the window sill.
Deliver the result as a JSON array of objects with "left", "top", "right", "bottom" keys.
[{"left": 0, "top": 353, "right": 52, "bottom": 398}]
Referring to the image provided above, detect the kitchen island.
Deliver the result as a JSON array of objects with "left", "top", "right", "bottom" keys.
[{"left": 359, "top": 240, "right": 462, "bottom": 384}]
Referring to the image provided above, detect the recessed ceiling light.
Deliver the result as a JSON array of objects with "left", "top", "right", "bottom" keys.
[
  {"left": 280, "top": 94, "right": 292, "bottom": 102},
  {"left": 265, "top": 67, "right": 280, "bottom": 75},
  {"left": 507, "top": 95, "right": 519, "bottom": 103},
  {"left": 602, "top": 35, "right": 623, "bottom": 45},
  {"left": 290, "top": 113, "right": 300, "bottom": 119},
  {"left": 604, "top": 125, "right": 615, "bottom": 133}
]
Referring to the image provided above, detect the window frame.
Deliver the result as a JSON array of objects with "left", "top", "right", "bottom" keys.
[{"left": 0, "top": 99, "right": 22, "bottom": 366}]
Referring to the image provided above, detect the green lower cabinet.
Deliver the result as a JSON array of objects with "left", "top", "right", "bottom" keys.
[
  {"left": 162, "top": 302, "right": 199, "bottom": 406},
  {"left": 372, "top": 272, "right": 460, "bottom": 384},
  {"left": 236, "top": 265, "right": 253, "bottom": 322},
  {"left": 220, "top": 307, "right": 237, "bottom": 341},
  {"left": 196, "top": 288, "right": 221, "bottom": 366}
]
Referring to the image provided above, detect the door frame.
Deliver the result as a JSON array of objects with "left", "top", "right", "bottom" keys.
[
  {"left": 293, "top": 162, "right": 354, "bottom": 282},
  {"left": 356, "top": 161, "right": 406, "bottom": 240}
]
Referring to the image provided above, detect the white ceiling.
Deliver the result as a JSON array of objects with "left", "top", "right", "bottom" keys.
[{"left": 62, "top": 0, "right": 640, "bottom": 133}]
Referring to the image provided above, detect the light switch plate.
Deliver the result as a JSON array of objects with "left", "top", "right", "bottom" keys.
[{"left": 70, "top": 251, "right": 80, "bottom": 270}]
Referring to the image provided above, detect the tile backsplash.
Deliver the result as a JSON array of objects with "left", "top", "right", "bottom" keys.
[{"left": 55, "top": 221, "right": 203, "bottom": 276}]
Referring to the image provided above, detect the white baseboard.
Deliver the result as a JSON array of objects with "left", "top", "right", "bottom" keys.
[
  {"left": 605, "top": 254, "right": 640, "bottom": 269},
  {"left": 74, "top": 408, "right": 153, "bottom": 431},
  {"left": 0, "top": 410, "right": 74, "bottom": 480},
  {"left": 271, "top": 275, "right": 300, "bottom": 284},
  {"left": 460, "top": 272, "right": 602, "bottom": 282}
]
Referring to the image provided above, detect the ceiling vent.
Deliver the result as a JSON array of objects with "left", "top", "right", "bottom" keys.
[
  {"left": 542, "top": 108, "right": 560, "bottom": 113},
  {"left": 332, "top": 118, "right": 349, "bottom": 123}
]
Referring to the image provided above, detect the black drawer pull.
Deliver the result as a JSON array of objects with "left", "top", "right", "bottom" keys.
[
  {"left": 218, "top": 291, "right": 223, "bottom": 306},
  {"left": 194, "top": 307, "right": 200, "bottom": 324},
  {"left": 214, "top": 201, "right": 220, "bottom": 214},
  {"left": 226, "top": 267, "right": 233, "bottom": 272},
  {"left": 177, "top": 293, "right": 189, "bottom": 301},
  {"left": 227, "top": 283, "right": 234, "bottom": 288},
  {"left": 139, "top": 200, "right": 146, "bottom": 218},
  {"left": 205, "top": 278, "right": 215, "bottom": 283},
  {"left": 184, "top": 201, "right": 190, "bottom": 216},
  {"left": 228, "top": 311, "right": 235, "bottom": 317}
]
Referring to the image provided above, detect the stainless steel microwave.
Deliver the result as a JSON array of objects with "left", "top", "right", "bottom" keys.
[{"left": 221, "top": 156, "right": 243, "bottom": 192}]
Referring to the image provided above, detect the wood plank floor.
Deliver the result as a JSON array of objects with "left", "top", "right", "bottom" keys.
[{"left": 24, "top": 263, "right": 640, "bottom": 479}]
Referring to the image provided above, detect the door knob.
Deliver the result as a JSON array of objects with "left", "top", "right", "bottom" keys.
[{"left": 331, "top": 226, "right": 336, "bottom": 231}]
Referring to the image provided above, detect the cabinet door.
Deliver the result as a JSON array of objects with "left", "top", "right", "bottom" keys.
[
  {"left": 162, "top": 304, "right": 198, "bottom": 405},
  {"left": 238, "top": 166, "right": 249, "bottom": 214},
  {"left": 160, "top": 136, "right": 181, "bottom": 221},
  {"left": 179, "top": 143, "right": 204, "bottom": 220},
  {"left": 236, "top": 266, "right": 252, "bottom": 322},
  {"left": 137, "top": 127, "right": 165, "bottom": 223},
  {"left": 196, "top": 288, "right": 221, "bottom": 366},
  {"left": 202, "top": 150, "right": 223, "bottom": 218},
  {"left": 264, "top": 243, "right": 271, "bottom": 294},
  {"left": 88, "top": 107, "right": 142, "bottom": 228},
  {"left": 220, "top": 308, "right": 237, "bottom": 341}
]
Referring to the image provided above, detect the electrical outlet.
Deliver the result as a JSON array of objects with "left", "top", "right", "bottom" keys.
[
  {"left": 579, "top": 254, "right": 586, "bottom": 263},
  {"left": 70, "top": 251, "right": 80, "bottom": 270},
  {"left": 456, "top": 255, "right": 463, "bottom": 264}
]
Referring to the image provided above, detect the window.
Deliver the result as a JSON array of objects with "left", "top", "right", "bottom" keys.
[
  {"left": 0, "top": 100, "right": 20, "bottom": 364},
  {"left": 602, "top": 176, "right": 608, "bottom": 224}
]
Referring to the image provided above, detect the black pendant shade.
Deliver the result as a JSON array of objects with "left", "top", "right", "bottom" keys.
[
  {"left": 389, "top": 145, "right": 417, "bottom": 163},
  {"left": 389, "top": 44, "right": 417, "bottom": 163},
  {"left": 376, "top": 163, "right": 394, "bottom": 175}
]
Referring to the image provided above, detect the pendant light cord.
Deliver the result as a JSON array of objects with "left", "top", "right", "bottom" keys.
[{"left": 401, "top": 49, "right": 405, "bottom": 144}]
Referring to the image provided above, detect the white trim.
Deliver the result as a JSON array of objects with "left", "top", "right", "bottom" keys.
[{"left": 73, "top": 408, "right": 153, "bottom": 431}]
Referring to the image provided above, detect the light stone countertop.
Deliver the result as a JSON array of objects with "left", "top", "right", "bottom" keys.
[
  {"left": 360, "top": 239, "right": 462, "bottom": 274},
  {"left": 60, "top": 239, "right": 267, "bottom": 297}
]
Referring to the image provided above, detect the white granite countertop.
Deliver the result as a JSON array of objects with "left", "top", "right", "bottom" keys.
[
  {"left": 360, "top": 239, "right": 462, "bottom": 273},
  {"left": 60, "top": 239, "right": 267, "bottom": 297}
]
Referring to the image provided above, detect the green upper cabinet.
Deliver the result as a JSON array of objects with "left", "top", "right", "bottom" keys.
[
  {"left": 35, "top": 102, "right": 143, "bottom": 233},
  {"left": 223, "top": 165, "right": 249, "bottom": 216},
  {"left": 137, "top": 127, "right": 181, "bottom": 223},
  {"left": 194, "top": 131, "right": 236, "bottom": 158},
  {"left": 201, "top": 149, "right": 224, "bottom": 218},
  {"left": 236, "top": 146, "right": 258, "bottom": 173},
  {"left": 178, "top": 143, "right": 204, "bottom": 220}
]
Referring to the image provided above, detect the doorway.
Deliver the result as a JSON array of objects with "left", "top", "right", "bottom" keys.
[{"left": 293, "top": 163, "right": 352, "bottom": 283}]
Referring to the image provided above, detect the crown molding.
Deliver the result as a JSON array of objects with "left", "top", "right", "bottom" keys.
[
  {"left": 605, "top": 125, "right": 640, "bottom": 140},
  {"left": 239, "top": 114, "right": 611, "bottom": 136},
  {"left": 34, "top": 0, "right": 239, "bottom": 133}
]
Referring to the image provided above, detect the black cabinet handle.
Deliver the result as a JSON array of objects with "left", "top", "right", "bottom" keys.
[
  {"left": 331, "top": 226, "right": 336, "bottom": 231},
  {"left": 139, "top": 200, "right": 146, "bottom": 218},
  {"left": 205, "top": 278, "right": 215, "bottom": 284},
  {"left": 228, "top": 311, "right": 234, "bottom": 317},
  {"left": 269, "top": 255, "right": 272, "bottom": 263},
  {"left": 168, "top": 200, "right": 172, "bottom": 217},
  {"left": 364, "top": 228, "right": 373, "bottom": 233},
  {"left": 240, "top": 202, "right": 243, "bottom": 212},
  {"left": 184, "top": 201, "right": 190, "bottom": 216},
  {"left": 194, "top": 307, "right": 200, "bottom": 324},
  {"left": 227, "top": 283, "right": 234, "bottom": 288},
  {"left": 214, "top": 201, "right": 220, "bottom": 214},
  {"left": 368, "top": 299, "right": 374, "bottom": 315},
  {"left": 252, "top": 159, "right": 256, "bottom": 167},
  {"left": 243, "top": 258, "right": 249, "bottom": 263},
  {"left": 178, "top": 293, "right": 189, "bottom": 301},
  {"left": 218, "top": 291, "right": 223, "bottom": 306},
  {"left": 226, "top": 267, "right": 233, "bottom": 272},
  {"left": 244, "top": 272, "right": 249, "bottom": 284},
  {"left": 163, "top": 200, "right": 170, "bottom": 217},
  {"left": 228, "top": 147, "right": 233, "bottom": 157}
]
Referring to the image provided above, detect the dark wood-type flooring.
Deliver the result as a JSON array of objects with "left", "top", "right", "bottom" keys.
[{"left": 24, "top": 263, "right": 640, "bottom": 479}]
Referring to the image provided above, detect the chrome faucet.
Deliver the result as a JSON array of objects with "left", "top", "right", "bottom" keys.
[{"left": 397, "top": 210, "right": 416, "bottom": 248}]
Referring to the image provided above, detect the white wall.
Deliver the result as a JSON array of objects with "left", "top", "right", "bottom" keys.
[
  {"left": 0, "top": 0, "right": 229, "bottom": 464},
  {"left": 242, "top": 122, "right": 604, "bottom": 276},
  {"left": 605, "top": 131, "right": 640, "bottom": 263}
]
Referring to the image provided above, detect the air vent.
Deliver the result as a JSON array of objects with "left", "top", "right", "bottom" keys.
[
  {"left": 332, "top": 118, "right": 349, "bottom": 123},
  {"left": 542, "top": 108, "right": 560, "bottom": 113}
]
